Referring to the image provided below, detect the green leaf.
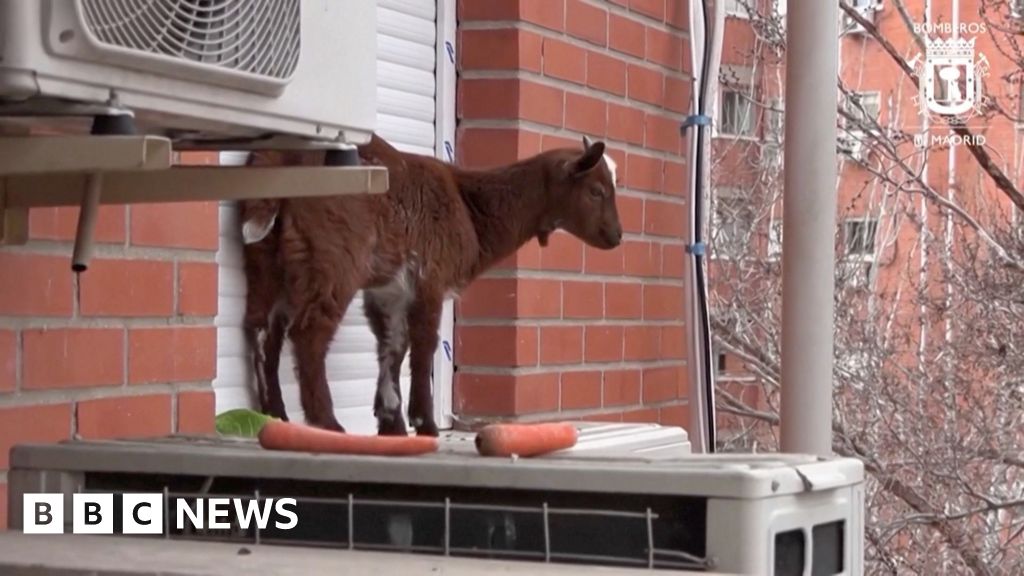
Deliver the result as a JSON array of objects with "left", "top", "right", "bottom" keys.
[{"left": 215, "top": 409, "right": 276, "bottom": 438}]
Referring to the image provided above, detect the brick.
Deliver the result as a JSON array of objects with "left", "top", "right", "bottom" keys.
[
  {"left": 0, "top": 403, "right": 71, "bottom": 468},
  {"left": 609, "top": 14, "right": 646, "bottom": 59},
  {"left": 624, "top": 325, "right": 661, "bottom": 360},
  {"left": 456, "top": 325, "right": 538, "bottom": 367},
  {"left": 644, "top": 113, "right": 683, "bottom": 154},
  {"left": 0, "top": 331, "right": 14, "bottom": 392},
  {"left": 645, "top": 199, "right": 687, "bottom": 237},
  {"left": 177, "top": 151, "right": 220, "bottom": 166},
  {"left": 29, "top": 206, "right": 125, "bottom": 243},
  {"left": 660, "top": 404, "right": 689, "bottom": 430},
  {"left": 521, "top": 81, "right": 565, "bottom": 127},
  {"left": 646, "top": 26, "right": 683, "bottom": 70},
  {"left": 584, "top": 244, "right": 625, "bottom": 275},
  {"left": 661, "top": 325, "right": 687, "bottom": 358},
  {"left": 131, "top": 202, "right": 218, "bottom": 250},
  {"left": 561, "top": 371, "right": 602, "bottom": 410},
  {"left": 626, "top": 154, "right": 664, "bottom": 193},
  {"left": 455, "top": 373, "right": 558, "bottom": 416},
  {"left": 661, "top": 244, "right": 686, "bottom": 278},
  {"left": 630, "top": 0, "right": 665, "bottom": 20},
  {"left": 128, "top": 327, "right": 217, "bottom": 384},
  {"left": 79, "top": 259, "right": 174, "bottom": 317},
  {"left": 539, "top": 231, "right": 584, "bottom": 272},
  {"left": 624, "top": 240, "right": 661, "bottom": 277},
  {"left": 540, "top": 326, "right": 584, "bottom": 365},
  {"left": 663, "top": 160, "right": 687, "bottom": 196},
  {"left": 0, "top": 253, "right": 73, "bottom": 317},
  {"left": 627, "top": 64, "right": 665, "bottom": 107},
  {"left": 458, "top": 0, "right": 518, "bottom": 21},
  {"left": 515, "top": 372, "right": 561, "bottom": 414},
  {"left": 458, "top": 277, "right": 518, "bottom": 319},
  {"left": 517, "top": 279, "right": 563, "bottom": 318},
  {"left": 457, "top": 128, "right": 525, "bottom": 169},
  {"left": 587, "top": 52, "right": 627, "bottom": 96},
  {"left": 178, "top": 262, "right": 218, "bottom": 316},
  {"left": 604, "top": 369, "right": 641, "bottom": 406},
  {"left": 543, "top": 38, "right": 587, "bottom": 85},
  {"left": 643, "top": 366, "right": 682, "bottom": 403},
  {"left": 563, "top": 281, "right": 604, "bottom": 319},
  {"left": 460, "top": 78, "right": 519, "bottom": 120},
  {"left": 605, "top": 282, "right": 642, "bottom": 319},
  {"left": 622, "top": 407, "right": 660, "bottom": 423},
  {"left": 566, "top": 0, "right": 608, "bottom": 45},
  {"left": 77, "top": 394, "right": 172, "bottom": 440},
  {"left": 643, "top": 284, "right": 685, "bottom": 320},
  {"left": 521, "top": 0, "right": 565, "bottom": 31},
  {"left": 460, "top": 29, "right": 542, "bottom": 72},
  {"left": 585, "top": 325, "right": 624, "bottom": 362},
  {"left": 22, "top": 328, "right": 123, "bottom": 390},
  {"left": 587, "top": 411, "right": 624, "bottom": 423},
  {"left": 177, "top": 390, "right": 216, "bottom": 434},
  {"left": 666, "top": 0, "right": 689, "bottom": 29},
  {"left": 608, "top": 103, "right": 645, "bottom": 145},
  {"left": 665, "top": 76, "right": 691, "bottom": 114},
  {"left": 617, "top": 195, "right": 644, "bottom": 234},
  {"left": 565, "top": 92, "right": 608, "bottom": 137}
]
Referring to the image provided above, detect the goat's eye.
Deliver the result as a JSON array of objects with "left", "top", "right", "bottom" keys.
[{"left": 589, "top": 186, "right": 604, "bottom": 198}]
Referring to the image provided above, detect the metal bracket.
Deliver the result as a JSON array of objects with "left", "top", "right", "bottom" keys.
[{"left": 0, "top": 134, "right": 388, "bottom": 273}]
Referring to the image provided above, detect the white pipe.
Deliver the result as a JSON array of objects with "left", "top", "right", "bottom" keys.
[
  {"left": 684, "top": 0, "right": 725, "bottom": 453},
  {"left": 779, "top": 0, "right": 839, "bottom": 457}
]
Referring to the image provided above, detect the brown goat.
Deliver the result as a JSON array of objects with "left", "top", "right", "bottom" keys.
[{"left": 240, "top": 133, "right": 622, "bottom": 437}]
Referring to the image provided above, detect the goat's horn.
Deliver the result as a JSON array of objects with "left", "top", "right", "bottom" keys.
[{"left": 582, "top": 135, "right": 594, "bottom": 149}]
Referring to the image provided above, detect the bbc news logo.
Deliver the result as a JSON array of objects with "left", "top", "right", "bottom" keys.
[{"left": 23, "top": 493, "right": 298, "bottom": 534}]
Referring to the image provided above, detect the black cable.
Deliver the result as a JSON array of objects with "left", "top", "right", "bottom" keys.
[{"left": 692, "top": 0, "right": 717, "bottom": 452}]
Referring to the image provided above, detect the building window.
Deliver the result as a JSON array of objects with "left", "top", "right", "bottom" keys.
[
  {"left": 723, "top": 0, "right": 750, "bottom": 18},
  {"left": 765, "top": 97, "right": 784, "bottom": 142},
  {"left": 712, "top": 189, "right": 754, "bottom": 258},
  {"left": 720, "top": 90, "right": 755, "bottom": 137},
  {"left": 842, "top": 91, "right": 881, "bottom": 134},
  {"left": 768, "top": 220, "right": 783, "bottom": 259},
  {"left": 843, "top": 218, "right": 878, "bottom": 259}
]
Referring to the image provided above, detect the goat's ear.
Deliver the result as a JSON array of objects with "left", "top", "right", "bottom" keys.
[
  {"left": 582, "top": 135, "right": 595, "bottom": 149},
  {"left": 570, "top": 140, "right": 605, "bottom": 175}
]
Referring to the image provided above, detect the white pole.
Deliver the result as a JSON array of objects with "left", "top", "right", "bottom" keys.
[{"left": 780, "top": 0, "right": 839, "bottom": 456}]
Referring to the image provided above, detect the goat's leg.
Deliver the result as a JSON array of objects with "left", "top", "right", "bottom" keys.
[
  {"left": 260, "top": 310, "right": 290, "bottom": 421},
  {"left": 407, "top": 293, "right": 442, "bottom": 437},
  {"left": 365, "top": 294, "right": 411, "bottom": 436},
  {"left": 288, "top": 309, "right": 345, "bottom": 432}
]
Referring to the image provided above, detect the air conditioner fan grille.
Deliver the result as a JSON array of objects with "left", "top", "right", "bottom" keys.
[{"left": 79, "top": 0, "right": 300, "bottom": 80}]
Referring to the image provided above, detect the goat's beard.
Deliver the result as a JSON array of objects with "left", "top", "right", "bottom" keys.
[{"left": 537, "top": 229, "right": 551, "bottom": 247}]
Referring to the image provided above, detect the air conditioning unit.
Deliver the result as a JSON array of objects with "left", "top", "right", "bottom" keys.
[
  {"left": 0, "top": 0, "right": 377, "bottom": 146},
  {"left": 843, "top": 1, "right": 883, "bottom": 36},
  {"left": 6, "top": 423, "right": 866, "bottom": 575}
]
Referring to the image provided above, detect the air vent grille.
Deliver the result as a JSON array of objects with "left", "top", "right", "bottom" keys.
[{"left": 78, "top": 0, "right": 301, "bottom": 80}]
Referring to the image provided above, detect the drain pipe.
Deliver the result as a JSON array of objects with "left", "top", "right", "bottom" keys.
[
  {"left": 779, "top": 0, "right": 840, "bottom": 457},
  {"left": 683, "top": 0, "right": 724, "bottom": 454}
]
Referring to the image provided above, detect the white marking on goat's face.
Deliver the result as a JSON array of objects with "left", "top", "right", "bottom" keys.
[
  {"left": 242, "top": 214, "right": 276, "bottom": 244},
  {"left": 603, "top": 154, "right": 618, "bottom": 188}
]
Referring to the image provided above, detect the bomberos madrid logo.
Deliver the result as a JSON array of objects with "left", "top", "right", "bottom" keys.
[{"left": 910, "top": 22, "right": 989, "bottom": 127}]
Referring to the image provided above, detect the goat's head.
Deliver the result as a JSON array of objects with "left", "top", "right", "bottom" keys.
[{"left": 542, "top": 135, "right": 623, "bottom": 250}]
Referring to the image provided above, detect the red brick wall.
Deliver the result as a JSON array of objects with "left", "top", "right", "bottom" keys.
[
  {"left": 454, "top": 0, "right": 693, "bottom": 429},
  {"left": 0, "top": 151, "right": 219, "bottom": 529}
]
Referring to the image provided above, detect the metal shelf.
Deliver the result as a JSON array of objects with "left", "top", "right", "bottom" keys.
[{"left": 0, "top": 134, "right": 388, "bottom": 271}]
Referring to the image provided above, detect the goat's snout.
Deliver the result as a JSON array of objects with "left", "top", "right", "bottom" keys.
[{"left": 603, "top": 223, "right": 623, "bottom": 248}]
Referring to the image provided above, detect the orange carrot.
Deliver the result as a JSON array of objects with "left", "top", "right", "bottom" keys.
[
  {"left": 258, "top": 420, "right": 439, "bottom": 456},
  {"left": 474, "top": 422, "right": 579, "bottom": 457}
]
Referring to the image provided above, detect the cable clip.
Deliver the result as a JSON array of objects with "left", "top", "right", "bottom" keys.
[
  {"left": 686, "top": 242, "right": 706, "bottom": 256},
  {"left": 680, "top": 115, "right": 712, "bottom": 132}
]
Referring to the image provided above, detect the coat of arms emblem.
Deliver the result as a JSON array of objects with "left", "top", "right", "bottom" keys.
[{"left": 915, "top": 35, "right": 988, "bottom": 124}]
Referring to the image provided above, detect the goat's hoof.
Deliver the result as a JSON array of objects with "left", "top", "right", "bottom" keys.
[
  {"left": 377, "top": 412, "right": 409, "bottom": 436},
  {"left": 310, "top": 418, "right": 345, "bottom": 433},
  {"left": 414, "top": 420, "right": 440, "bottom": 437}
]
